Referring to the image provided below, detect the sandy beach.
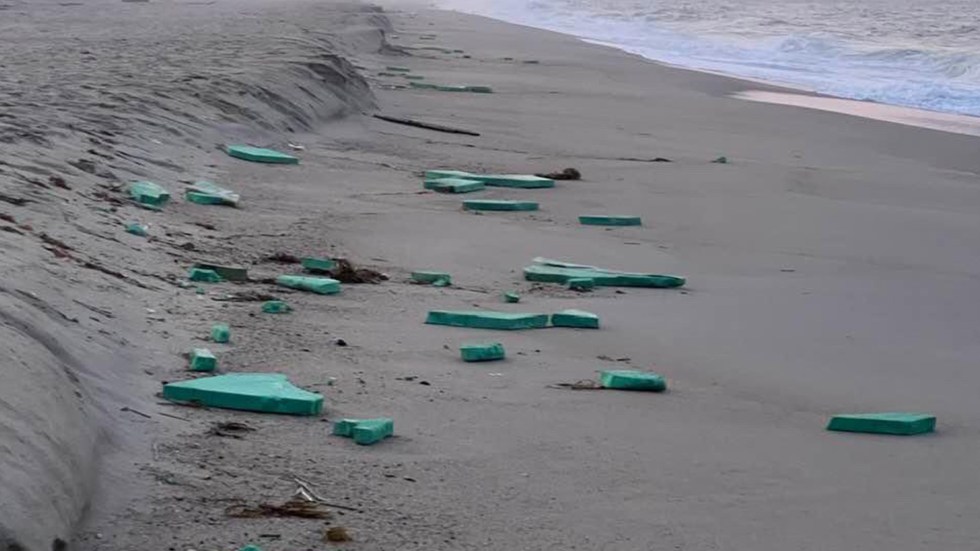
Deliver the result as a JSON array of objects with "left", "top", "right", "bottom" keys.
[{"left": 2, "top": 0, "right": 980, "bottom": 549}]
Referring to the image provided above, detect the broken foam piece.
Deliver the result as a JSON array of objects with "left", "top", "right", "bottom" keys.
[
  {"left": 188, "top": 268, "right": 222, "bottom": 283},
  {"left": 578, "top": 215, "right": 642, "bottom": 226},
  {"left": 301, "top": 257, "right": 336, "bottom": 273},
  {"left": 129, "top": 181, "right": 170, "bottom": 209},
  {"left": 460, "top": 342, "right": 505, "bottom": 362},
  {"left": 412, "top": 271, "right": 452, "bottom": 285},
  {"left": 226, "top": 145, "right": 299, "bottom": 165},
  {"left": 333, "top": 418, "right": 394, "bottom": 445},
  {"left": 424, "top": 170, "right": 554, "bottom": 188},
  {"left": 276, "top": 275, "right": 341, "bottom": 295},
  {"left": 827, "top": 413, "right": 936, "bottom": 435},
  {"left": 600, "top": 370, "right": 667, "bottom": 392},
  {"left": 189, "top": 348, "right": 217, "bottom": 372},
  {"left": 194, "top": 263, "right": 248, "bottom": 282},
  {"left": 551, "top": 309, "right": 599, "bottom": 329},
  {"left": 162, "top": 373, "right": 323, "bottom": 415},
  {"left": 185, "top": 181, "right": 240, "bottom": 207},
  {"left": 261, "top": 300, "right": 292, "bottom": 314},
  {"left": 524, "top": 264, "right": 685, "bottom": 289},
  {"left": 463, "top": 199, "right": 539, "bottom": 212},
  {"left": 211, "top": 323, "right": 230, "bottom": 343},
  {"left": 426, "top": 310, "right": 549, "bottom": 330},
  {"left": 424, "top": 177, "right": 485, "bottom": 194},
  {"left": 503, "top": 292, "right": 520, "bottom": 303}
]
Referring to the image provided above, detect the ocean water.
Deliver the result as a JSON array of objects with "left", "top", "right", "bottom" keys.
[{"left": 434, "top": 0, "right": 980, "bottom": 116}]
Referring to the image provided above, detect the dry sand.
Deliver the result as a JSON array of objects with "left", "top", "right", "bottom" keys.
[{"left": 2, "top": 0, "right": 980, "bottom": 550}]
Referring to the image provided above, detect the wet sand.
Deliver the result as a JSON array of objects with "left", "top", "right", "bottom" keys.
[{"left": 2, "top": 1, "right": 980, "bottom": 550}]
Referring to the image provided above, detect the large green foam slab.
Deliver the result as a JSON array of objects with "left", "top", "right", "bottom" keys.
[
  {"left": 334, "top": 418, "right": 394, "bottom": 445},
  {"left": 276, "top": 275, "right": 340, "bottom": 295},
  {"left": 524, "top": 264, "right": 685, "bottom": 288},
  {"left": 600, "top": 370, "right": 667, "bottom": 392},
  {"left": 460, "top": 342, "right": 505, "bottom": 362},
  {"left": 226, "top": 145, "right": 298, "bottom": 165},
  {"left": 579, "top": 215, "right": 642, "bottom": 226},
  {"left": 426, "top": 310, "right": 549, "bottom": 330},
  {"left": 163, "top": 373, "right": 323, "bottom": 415},
  {"left": 464, "top": 199, "right": 539, "bottom": 212},
  {"left": 186, "top": 181, "right": 240, "bottom": 207},
  {"left": 130, "top": 181, "right": 170, "bottom": 209},
  {"left": 424, "top": 177, "right": 485, "bottom": 193},
  {"left": 424, "top": 170, "right": 555, "bottom": 189},
  {"left": 551, "top": 309, "right": 599, "bottom": 329},
  {"left": 827, "top": 413, "right": 936, "bottom": 435}
]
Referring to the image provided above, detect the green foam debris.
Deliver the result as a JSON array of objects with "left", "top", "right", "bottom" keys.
[
  {"left": 426, "top": 310, "right": 549, "bottom": 330},
  {"left": 524, "top": 264, "right": 685, "bottom": 289},
  {"left": 600, "top": 370, "right": 667, "bottom": 392},
  {"left": 412, "top": 271, "right": 452, "bottom": 285},
  {"left": 477, "top": 174, "right": 554, "bottom": 189},
  {"left": 424, "top": 177, "right": 485, "bottom": 193},
  {"left": 189, "top": 348, "right": 217, "bottom": 372},
  {"left": 188, "top": 268, "right": 222, "bottom": 283},
  {"left": 377, "top": 72, "right": 399, "bottom": 77},
  {"left": 262, "top": 300, "right": 292, "bottom": 314},
  {"left": 240, "top": 546, "right": 262, "bottom": 551},
  {"left": 185, "top": 181, "right": 240, "bottom": 207},
  {"left": 463, "top": 199, "right": 539, "bottom": 212},
  {"left": 194, "top": 263, "right": 248, "bottom": 282},
  {"left": 226, "top": 145, "right": 298, "bottom": 165},
  {"left": 460, "top": 342, "right": 505, "bottom": 362},
  {"left": 410, "top": 82, "right": 438, "bottom": 90},
  {"left": 551, "top": 309, "right": 599, "bottom": 329},
  {"left": 129, "top": 181, "right": 170, "bottom": 209},
  {"left": 579, "top": 215, "right": 642, "bottom": 226},
  {"left": 503, "top": 292, "right": 520, "bottom": 303},
  {"left": 163, "top": 373, "right": 323, "bottom": 415},
  {"left": 125, "top": 222, "right": 148, "bottom": 236},
  {"left": 334, "top": 418, "right": 394, "bottom": 445},
  {"left": 301, "top": 257, "right": 336, "bottom": 273},
  {"left": 387, "top": 66, "right": 411, "bottom": 72},
  {"left": 403, "top": 75, "right": 426, "bottom": 81},
  {"left": 425, "top": 170, "right": 473, "bottom": 180},
  {"left": 434, "top": 85, "right": 493, "bottom": 93},
  {"left": 827, "top": 413, "right": 936, "bottom": 435},
  {"left": 211, "top": 323, "right": 230, "bottom": 343},
  {"left": 276, "top": 275, "right": 341, "bottom": 295},
  {"left": 567, "top": 278, "right": 595, "bottom": 291}
]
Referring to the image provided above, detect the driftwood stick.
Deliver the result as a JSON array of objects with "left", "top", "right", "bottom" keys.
[{"left": 373, "top": 114, "right": 480, "bottom": 137}]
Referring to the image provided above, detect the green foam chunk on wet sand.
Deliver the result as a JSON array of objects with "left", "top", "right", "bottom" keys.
[
  {"left": 125, "top": 222, "right": 148, "bottom": 237},
  {"left": 164, "top": 373, "right": 322, "bottom": 415},
  {"left": 600, "top": 370, "right": 667, "bottom": 392},
  {"left": 276, "top": 275, "right": 340, "bottom": 295},
  {"left": 226, "top": 145, "right": 298, "bottom": 164},
  {"left": 262, "top": 300, "right": 292, "bottom": 314},
  {"left": 524, "top": 264, "right": 685, "bottom": 288},
  {"left": 386, "top": 66, "right": 411, "bottom": 72},
  {"left": 334, "top": 418, "right": 394, "bottom": 445},
  {"left": 189, "top": 348, "right": 217, "bottom": 372},
  {"left": 434, "top": 84, "right": 494, "bottom": 93},
  {"left": 579, "top": 215, "right": 642, "bottom": 226},
  {"left": 185, "top": 181, "right": 240, "bottom": 207},
  {"left": 424, "top": 177, "right": 485, "bottom": 193},
  {"left": 129, "top": 181, "right": 170, "bottom": 209},
  {"left": 425, "top": 169, "right": 555, "bottom": 189},
  {"left": 460, "top": 342, "right": 505, "bottom": 362},
  {"left": 301, "top": 257, "right": 336, "bottom": 273},
  {"left": 463, "top": 199, "right": 539, "bottom": 212},
  {"left": 551, "top": 309, "right": 600, "bottom": 329},
  {"left": 503, "top": 292, "right": 520, "bottom": 303},
  {"left": 194, "top": 263, "right": 248, "bottom": 282},
  {"left": 426, "top": 310, "right": 549, "bottom": 330},
  {"left": 188, "top": 268, "right": 222, "bottom": 283},
  {"left": 211, "top": 323, "right": 230, "bottom": 343},
  {"left": 827, "top": 413, "right": 936, "bottom": 435},
  {"left": 412, "top": 271, "right": 452, "bottom": 285}
]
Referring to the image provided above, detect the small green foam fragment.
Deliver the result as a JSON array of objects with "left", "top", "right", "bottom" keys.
[
  {"left": 188, "top": 268, "right": 222, "bottom": 283},
  {"left": 567, "top": 278, "right": 595, "bottom": 291},
  {"left": 189, "top": 348, "right": 217, "bottom": 372},
  {"left": 403, "top": 75, "right": 425, "bottom": 81},
  {"left": 463, "top": 199, "right": 539, "bottom": 212},
  {"left": 226, "top": 145, "right": 298, "bottom": 165},
  {"left": 827, "top": 413, "right": 936, "bottom": 435},
  {"left": 334, "top": 418, "right": 394, "bottom": 445},
  {"left": 194, "top": 263, "right": 248, "bottom": 282},
  {"left": 524, "top": 264, "right": 685, "bottom": 288},
  {"left": 186, "top": 181, "right": 240, "bottom": 207},
  {"left": 579, "top": 215, "right": 642, "bottom": 226},
  {"left": 412, "top": 271, "right": 452, "bottom": 285},
  {"left": 163, "top": 373, "right": 323, "bottom": 415},
  {"left": 301, "top": 257, "right": 336, "bottom": 273},
  {"left": 503, "top": 292, "right": 520, "bottom": 303},
  {"left": 600, "top": 370, "right": 667, "bottom": 392},
  {"left": 433, "top": 84, "right": 493, "bottom": 93},
  {"left": 426, "top": 310, "right": 549, "bottom": 330},
  {"left": 424, "top": 177, "right": 485, "bottom": 193},
  {"left": 551, "top": 309, "right": 600, "bottom": 329},
  {"left": 386, "top": 66, "right": 411, "bottom": 72},
  {"left": 129, "top": 181, "right": 170, "bottom": 209},
  {"left": 410, "top": 82, "right": 438, "bottom": 90},
  {"left": 125, "top": 222, "right": 148, "bottom": 236},
  {"left": 460, "top": 342, "right": 505, "bottom": 362},
  {"left": 276, "top": 275, "right": 341, "bottom": 295},
  {"left": 262, "top": 300, "right": 292, "bottom": 314},
  {"left": 211, "top": 323, "right": 230, "bottom": 343}
]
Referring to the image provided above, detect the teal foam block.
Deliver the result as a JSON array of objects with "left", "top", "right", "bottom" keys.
[
  {"left": 194, "top": 263, "right": 248, "bottom": 282},
  {"left": 129, "top": 181, "right": 170, "bottom": 209},
  {"left": 426, "top": 310, "right": 549, "bottom": 330},
  {"left": 827, "top": 413, "right": 936, "bottom": 435},
  {"left": 185, "top": 181, "right": 240, "bottom": 207},
  {"left": 211, "top": 323, "right": 230, "bottom": 343},
  {"left": 579, "top": 215, "right": 642, "bottom": 226},
  {"left": 125, "top": 222, "right": 148, "bottom": 236},
  {"left": 425, "top": 169, "right": 474, "bottom": 180},
  {"left": 301, "top": 257, "right": 336, "bottom": 273},
  {"left": 261, "top": 300, "right": 292, "bottom": 314},
  {"left": 226, "top": 145, "right": 298, "bottom": 165},
  {"left": 567, "top": 278, "right": 595, "bottom": 291},
  {"left": 463, "top": 199, "right": 539, "bottom": 212},
  {"left": 276, "top": 275, "right": 340, "bottom": 295},
  {"left": 163, "top": 373, "right": 323, "bottom": 415},
  {"left": 503, "top": 292, "right": 520, "bottom": 303},
  {"left": 460, "top": 342, "right": 505, "bottom": 362},
  {"left": 188, "top": 268, "right": 222, "bottom": 283},
  {"left": 600, "top": 370, "right": 667, "bottom": 392},
  {"left": 424, "top": 177, "right": 485, "bottom": 193},
  {"left": 412, "top": 271, "right": 452, "bottom": 285},
  {"left": 477, "top": 174, "right": 554, "bottom": 189},
  {"left": 524, "top": 264, "right": 685, "bottom": 289},
  {"left": 333, "top": 418, "right": 394, "bottom": 445},
  {"left": 551, "top": 309, "right": 599, "bottom": 329},
  {"left": 386, "top": 66, "right": 411, "bottom": 72},
  {"left": 410, "top": 82, "right": 439, "bottom": 90},
  {"left": 189, "top": 348, "right": 217, "bottom": 372}
]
